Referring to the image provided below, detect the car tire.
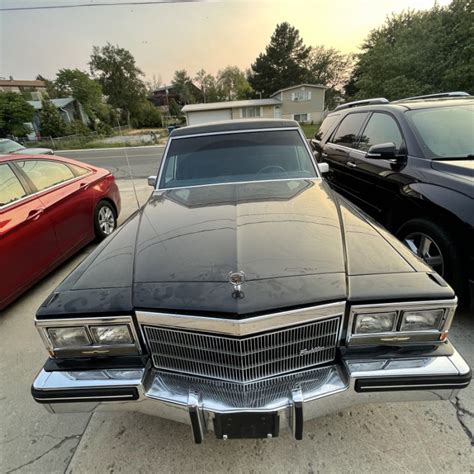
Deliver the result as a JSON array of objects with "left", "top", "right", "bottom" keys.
[
  {"left": 397, "top": 218, "right": 466, "bottom": 300},
  {"left": 94, "top": 200, "right": 117, "bottom": 241}
]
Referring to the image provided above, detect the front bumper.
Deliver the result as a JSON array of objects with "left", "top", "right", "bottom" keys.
[{"left": 32, "top": 347, "right": 471, "bottom": 443}]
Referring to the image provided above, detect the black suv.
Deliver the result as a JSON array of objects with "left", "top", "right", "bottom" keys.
[{"left": 311, "top": 93, "right": 473, "bottom": 306}]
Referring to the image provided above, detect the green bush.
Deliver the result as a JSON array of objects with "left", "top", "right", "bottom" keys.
[
  {"left": 131, "top": 101, "right": 162, "bottom": 128},
  {"left": 66, "top": 120, "right": 91, "bottom": 136}
]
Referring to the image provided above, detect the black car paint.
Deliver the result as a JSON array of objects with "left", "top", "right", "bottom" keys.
[
  {"left": 313, "top": 99, "right": 474, "bottom": 301},
  {"left": 37, "top": 177, "right": 453, "bottom": 319}
]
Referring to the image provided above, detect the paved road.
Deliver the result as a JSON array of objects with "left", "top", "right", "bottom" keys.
[
  {"left": 1, "top": 180, "right": 473, "bottom": 473},
  {"left": 59, "top": 145, "right": 165, "bottom": 180}
]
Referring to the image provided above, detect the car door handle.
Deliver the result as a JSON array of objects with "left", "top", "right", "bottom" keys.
[
  {"left": 347, "top": 161, "right": 357, "bottom": 168},
  {"left": 79, "top": 182, "right": 89, "bottom": 190},
  {"left": 27, "top": 208, "right": 44, "bottom": 221}
]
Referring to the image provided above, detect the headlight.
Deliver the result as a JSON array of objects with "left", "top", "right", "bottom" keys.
[
  {"left": 36, "top": 316, "right": 141, "bottom": 357},
  {"left": 400, "top": 309, "right": 444, "bottom": 331},
  {"left": 353, "top": 312, "right": 396, "bottom": 334},
  {"left": 348, "top": 300, "right": 457, "bottom": 346},
  {"left": 90, "top": 325, "right": 132, "bottom": 345},
  {"left": 48, "top": 327, "right": 91, "bottom": 348}
]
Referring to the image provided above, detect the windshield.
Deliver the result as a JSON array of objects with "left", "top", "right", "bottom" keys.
[
  {"left": 0, "top": 140, "right": 25, "bottom": 154},
  {"left": 407, "top": 105, "right": 474, "bottom": 159},
  {"left": 159, "top": 130, "right": 317, "bottom": 189}
]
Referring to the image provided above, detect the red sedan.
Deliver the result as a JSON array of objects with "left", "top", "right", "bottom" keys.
[{"left": 0, "top": 153, "right": 121, "bottom": 310}]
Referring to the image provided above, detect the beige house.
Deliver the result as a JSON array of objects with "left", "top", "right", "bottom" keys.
[
  {"left": 270, "top": 84, "right": 326, "bottom": 123},
  {"left": 0, "top": 79, "right": 47, "bottom": 100},
  {"left": 182, "top": 84, "right": 326, "bottom": 126}
]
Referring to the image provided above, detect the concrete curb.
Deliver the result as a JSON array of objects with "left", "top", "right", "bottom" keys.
[{"left": 57, "top": 144, "right": 166, "bottom": 153}]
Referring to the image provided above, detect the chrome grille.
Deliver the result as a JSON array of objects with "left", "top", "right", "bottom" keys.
[{"left": 143, "top": 316, "right": 341, "bottom": 383}]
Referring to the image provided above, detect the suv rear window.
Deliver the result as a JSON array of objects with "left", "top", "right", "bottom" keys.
[{"left": 330, "top": 113, "right": 368, "bottom": 148}]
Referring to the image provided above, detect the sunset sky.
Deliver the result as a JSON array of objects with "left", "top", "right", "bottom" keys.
[{"left": 0, "top": 0, "right": 452, "bottom": 84}]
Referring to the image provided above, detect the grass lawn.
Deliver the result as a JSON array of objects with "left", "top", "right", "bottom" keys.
[{"left": 300, "top": 123, "right": 320, "bottom": 139}]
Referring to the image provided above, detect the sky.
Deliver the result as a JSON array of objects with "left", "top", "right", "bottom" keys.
[{"left": 0, "top": 0, "right": 452, "bottom": 85}]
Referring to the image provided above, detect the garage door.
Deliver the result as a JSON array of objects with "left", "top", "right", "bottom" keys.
[{"left": 187, "top": 109, "right": 232, "bottom": 125}]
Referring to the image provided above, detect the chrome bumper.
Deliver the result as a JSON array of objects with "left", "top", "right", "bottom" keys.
[{"left": 32, "top": 348, "right": 471, "bottom": 442}]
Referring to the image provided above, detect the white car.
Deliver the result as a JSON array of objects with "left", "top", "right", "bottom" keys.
[{"left": 0, "top": 138, "right": 54, "bottom": 155}]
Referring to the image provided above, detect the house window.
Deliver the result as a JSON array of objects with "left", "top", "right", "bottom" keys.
[
  {"left": 292, "top": 90, "right": 311, "bottom": 101},
  {"left": 241, "top": 107, "right": 261, "bottom": 118},
  {"left": 293, "top": 113, "right": 309, "bottom": 123}
]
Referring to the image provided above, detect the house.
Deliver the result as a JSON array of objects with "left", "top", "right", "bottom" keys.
[
  {"left": 0, "top": 79, "right": 47, "bottom": 100},
  {"left": 270, "top": 84, "right": 326, "bottom": 123},
  {"left": 27, "top": 97, "right": 89, "bottom": 135},
  {"left": 149, "top": 84, "right": 202, "bottom": 111},
  {"left": 181, "top": 84, "right": 326, "bottom": 126}
]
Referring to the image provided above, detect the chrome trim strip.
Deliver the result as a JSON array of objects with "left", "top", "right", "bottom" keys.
[
  {"left": 154, "top": 126, "right": 321, "bottom": 191},
  {"left": 136, "top": 301, "right": 346, "bottom": 337},
  {"left": 35, "top": 316, "right": 142, "bottom": 355},
  {"left": 347, "top": 299, "right": 457, "bottom": 345},
  {"left": 34, "top": 395, "right": 136, "bottom": 401}
]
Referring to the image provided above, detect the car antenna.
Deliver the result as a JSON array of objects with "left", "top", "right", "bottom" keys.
[{"left": 116, "top": 119, "right": 141, "bottom": 210}]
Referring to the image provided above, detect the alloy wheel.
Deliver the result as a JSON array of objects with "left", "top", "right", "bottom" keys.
[
  {"left": 403, "top": 232, "right": 444, "bottom": 275},
  {"left": 98, "top": 206, "right": 115, "bottom": 236}
]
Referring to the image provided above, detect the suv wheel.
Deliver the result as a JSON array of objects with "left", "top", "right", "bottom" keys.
[
  {"left": 397, "top": 218, "right": 465, "bottom": 298},
  {"left": 94, "top": 200, "right": 117, "bottom": 240}
]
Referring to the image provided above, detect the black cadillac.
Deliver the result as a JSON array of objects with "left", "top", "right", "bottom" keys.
[{"left": 32, "top": 119, "right": 471, "bottom": 443}]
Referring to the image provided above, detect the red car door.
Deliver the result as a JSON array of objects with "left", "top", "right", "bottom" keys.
[
  {"left": 0, "top": 162, "right": 59, "bottom": 309},
  {"left": 13, "top": 159, "right": 94, "bottom": 256}
]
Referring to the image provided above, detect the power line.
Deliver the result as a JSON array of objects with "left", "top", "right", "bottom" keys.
[{"left": 0, "top": 0, "right": 200, "bottom": 12}]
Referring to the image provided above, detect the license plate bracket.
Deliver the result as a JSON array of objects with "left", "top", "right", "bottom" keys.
[{"left": 213, "top": 412, "right": 279, "bottom": 439}]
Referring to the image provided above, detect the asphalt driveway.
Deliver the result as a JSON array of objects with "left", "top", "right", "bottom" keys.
[{"left": 1, "top": 178, "right": 473, "bottom": 473}]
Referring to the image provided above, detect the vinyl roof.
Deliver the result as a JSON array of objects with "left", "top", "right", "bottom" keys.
[{"left": 170, "top": 119, "right": 299, "bottom": 137}]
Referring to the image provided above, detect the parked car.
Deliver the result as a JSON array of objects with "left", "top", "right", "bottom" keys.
[
  {"left": 31, "top": 119, "right": 470, "bottom": 442},
  {"left": 0, "top": 138, "right": 54, "bottom": 155},
  {"left": 0, "top": 154, "right": 120, "bottom": 310},
  {"left": 311, "top": 93, "right": 474, "bottom": 306}
]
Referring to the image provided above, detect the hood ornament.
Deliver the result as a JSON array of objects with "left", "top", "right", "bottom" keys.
[{"left": 228, "top": 271, "right": 246, "bottom": 299}]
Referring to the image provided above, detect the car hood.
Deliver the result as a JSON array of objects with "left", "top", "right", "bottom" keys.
[
  {"left": 37, "top": 179, "right": 454, "bottom": 317},
  {"left": 13, "top": 147, "right": 52, "bottom": 155},
  {"left": 431, "top": 159, "right": 474, "bottom": 195}
]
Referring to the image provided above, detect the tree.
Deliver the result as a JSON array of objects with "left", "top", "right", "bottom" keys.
[
  {"left": 307, "top": 47, "right": 353, "bottom": 109},
  {"left": 171, "top": 70, "right": 198, "bottom": 104},
  {"left": 249, "top": 22, "right": 311, "bottom": 97},
  {"left": 39, "top": 99, "right": 67, "bottom": 137},
  {"left": 36, "top": 74, "right": 59, "bottom": 99},
  {"left": 217, "top": 67, "right": 253, "bottom": 100},
  {"left": 346, "top": 0, "right": 474, "bottom": 100},
  {"left": 0, "top": 92, "right": 35, "bottom": 137},
  {"left": 89, "top": 43, "right": 147, "bottom": 122},
  {"left": 55, "top": 69, "right": 102, "bottom": 113}
]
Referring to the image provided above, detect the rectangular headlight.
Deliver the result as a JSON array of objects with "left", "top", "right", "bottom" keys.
[
  {"left": 90, "top": 325, "right": 132, "bottom": 345},
  {"left": 400, "top": 309, "right": 445, "bottom": 332},
  {"left": 48, "top": 327, "right": 90, "bottom": 348},
  {"left": 353, "top": 312, "right": 397, "bottom": 334}
]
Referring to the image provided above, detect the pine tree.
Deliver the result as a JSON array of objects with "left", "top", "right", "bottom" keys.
[{"left": 248, "top": 23, "right": 311, "bottom": 97}]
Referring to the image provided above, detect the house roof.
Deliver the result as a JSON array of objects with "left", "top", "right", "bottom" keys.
[
  {"left": 171, "top": 119, "right": 298, "bottom": 137},
  {"left": 0, "top": 79, "right": 46, "bottom": 88},
  {"left": 182, "top": 98, "right": 281, "bottom": 113},
  {"left": 270, "top": 83, "right": 327, "bottom": 97},
  {"left": 27, "top": 97, "right": 75, "bottom": 110}
]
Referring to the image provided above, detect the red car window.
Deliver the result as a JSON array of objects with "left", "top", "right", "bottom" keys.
[
  {"left": 15, "top": 160, "right": 75, "bottom": 192},
  {"left": 0, "top": 163, "right": 27, "bottom": 206},
  {"left": 68, "top": 163, "right": 90, "bottom": 177}
]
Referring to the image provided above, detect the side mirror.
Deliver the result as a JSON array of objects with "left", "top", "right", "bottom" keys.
[
  {"left": 366, "top": 142, "right": 397, "bottom": 160},
  {"left": 319, "top": 162, "right": 329, "bottom": 174},
  {"left": 311, "top": 139, "right": 323, "bottom": 153},
  {"left": 147, "top": 175, "right": 157, "bottom": 187}
]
